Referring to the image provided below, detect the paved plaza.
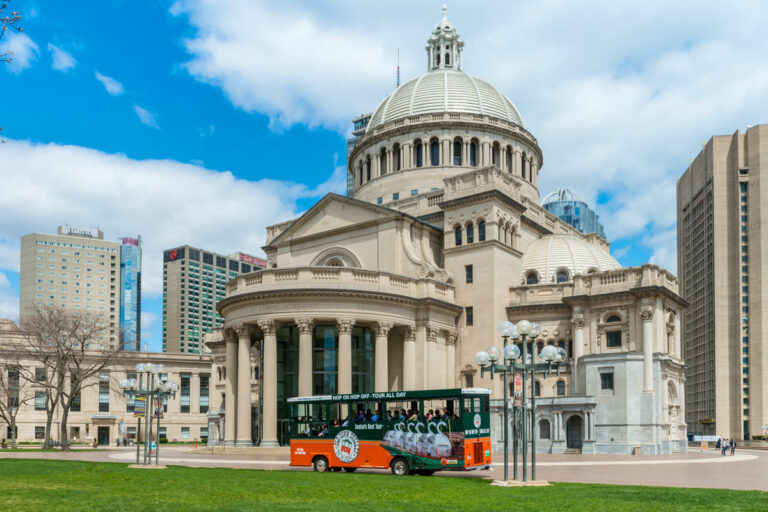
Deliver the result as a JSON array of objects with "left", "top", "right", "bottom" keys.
[{"left": 2, "top": 445, "right": 766, "bottom": 491}]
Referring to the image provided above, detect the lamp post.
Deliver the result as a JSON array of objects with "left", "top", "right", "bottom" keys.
[
  {"left": 119, "top": 363, "right": 178, "bottom": 466},
  {"left": 475, "top": 319, "right": 568, "bottom": 483}
]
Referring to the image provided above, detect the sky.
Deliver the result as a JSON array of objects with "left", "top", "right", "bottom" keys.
[{"left": 2, "top": 0, "right": 767, "bottom": 351}]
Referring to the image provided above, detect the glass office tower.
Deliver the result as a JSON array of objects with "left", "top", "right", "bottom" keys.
[
  {"left": 119, "top": 236, "right": 142, "bottom": 351},
  {"left": 542, "top": 188, "right": 606, "bottom": 239}
]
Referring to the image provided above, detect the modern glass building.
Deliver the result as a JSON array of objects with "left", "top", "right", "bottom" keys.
[
  {"left": 346, "top": 113, "right": 372, "bottom": 196},
  {"left": 542, "top": 188, "right": 606, "bottom": 239},
  {"left": 119, "top": 236, "right": 142, "bottom": 351}
]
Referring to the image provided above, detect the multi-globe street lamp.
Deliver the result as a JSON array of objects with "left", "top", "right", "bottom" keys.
[
  {"left": 475, "top": 319, "right": 568, "bottom": 483},
  {"left": 119, "top": 363, "right": 179, "bottom": 466}
]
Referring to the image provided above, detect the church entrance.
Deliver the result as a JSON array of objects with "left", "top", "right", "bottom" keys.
[{"left": 566, "top": 415, "right": 583, "bottom": 450}]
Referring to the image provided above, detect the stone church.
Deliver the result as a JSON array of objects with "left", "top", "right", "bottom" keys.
[{"left": 207, "top": 7, "right": 687, "bottom": 454}]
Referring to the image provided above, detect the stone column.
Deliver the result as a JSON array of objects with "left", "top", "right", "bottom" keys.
[
  {"left": 403, "top": 326, "right": 416, "bottom": 390},
  {"left": 224, "top": 329, "right": 238, "bottom": 446},
  {"left": 374, "top": 154, "right": 381, "bottom": 178},
  {"left": 337, "top": 319, "right": 354, "bottom": 394},
  {"left": 259, "top": 320, "right": 279, "bottom": 447},
  {"left": 236, "top": 324, "right": 253, "bottom": 446},
  {"left": 572, "top": 315, "right": 584, "bottom": 394},
  {"left": 386, "top": 149, "right": 393, "bottom": 174},
  {"left": 375, "top": 322, "right": 392, "bottom": 392},
  {"left": 446, "top": 333, "right": 457, "bottom": 388},
  {"left": 514, "top": 150, "right": 522, "bottom": 177},
  {"left": 442, "top": 139, "right": 449, "bottom": 167},
  {"left": 500, "top": 147, "right": 506, "bottom": 171},
  {"left": 482, "top": 142, "right": 490, "bottom": 166},
  {"left": 641, "top": 309, "right": 654, "bottom": 392},
  {"left": 464, "top": 141, "right": 469, "bottom": 166},
  {"left": 415, "top": 324, "right": 428, "bottom": 389},
  {"left": 674, "top": 312, "right": 681, "bottom": 359},
  {"left": 297, "top": 318, "right": 314, "bottom": 397}
]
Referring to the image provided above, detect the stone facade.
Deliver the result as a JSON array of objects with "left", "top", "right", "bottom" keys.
[
  {"left": 0, "top": 319, "right": 211, "bottom": 444},
  {"left": 212, "top": 8, "right": 688, "bottom": 454}
]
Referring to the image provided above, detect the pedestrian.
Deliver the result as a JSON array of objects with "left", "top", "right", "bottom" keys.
[
  {"left": 721, "top": 437, "right": 728, "bottom": 456},
  {"left": 730, "top": 438, "right": 736, "bottom": 456}
]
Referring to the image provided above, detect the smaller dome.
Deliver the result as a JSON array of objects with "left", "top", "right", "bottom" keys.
[{"left": 520, "top": 235, "right": 621, "bottom": 284}]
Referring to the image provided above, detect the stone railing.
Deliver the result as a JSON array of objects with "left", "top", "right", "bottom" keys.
[
  {"left": 572, "top": 265, "right": 679, "bottom": 296},
  {"left": 509, "top": 283, "right": 574, "bottom": 306},
  {"left": 227, "top": 267, "right": 456, "bottom": 302}
]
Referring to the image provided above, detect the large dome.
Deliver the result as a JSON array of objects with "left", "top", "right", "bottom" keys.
[
  {"left": 520, "top": 235, "right": 621, "bottom": 284},
  {"left": 367, "top": 69, "right": 524, "bottom": 131}
]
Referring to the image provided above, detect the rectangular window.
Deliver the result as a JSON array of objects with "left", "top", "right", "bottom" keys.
[
  {"left": 606, "top": 330, "right": 622, "bottom": 347},
  {"left": 99, "top": 372, "right": 110, "bottom": 412},
  {"left": 200, "top": 375, "right": 209, "bottom": 413},
  {"left": 203, "top": 252, "right": 213, "bottom": 265},
  {"left": 180, "top": 374, "right": 191, "bottom": 413},
  {"left": 411, "top": 189, "right": 418, "bottom": 196},
  {"left": 7, "top": 367, "right": 19, "bottom": 408},
  {"left": 181, "top": 427, "right": 190, "bottom": 439},
  {"left": 200, "top": 427, "right": 208, "bottom": 439},
  {"left": 465, "top": 306, "right": 474, "bottom": 326},
  {"left": 740, "top": 182, "right": 748, "bottom": 192},
  {"left": 465, "top": 264, "right": 473, "bottom": 284},
  {"left": 35, "top": 367, "right": 46, "bottom": 382},
  {"left": 158, "top": 427, "right": 167, "bottom": 439},
  {"left": 393, "top": 192, "right": 400, "bottom": 201},
  {"left": 126, "top": 372, "right": 136, "bottom": 412},
  {"left": 600, "top": 371, "right": 614, "bottom": 390},
  {"left": 377, "top": 197, "right": 383, "bottom": 205},
  {"left": 35, "top": 391, "right": 46, "bottom": 410},
  {"left": 127, "top": 427, "right": 136, "bottom": 440},
  {"left": 35, "top": 426, "right": 45, "bottom": 440},
  {"left": 229, "top": 260, "right": 239, "bottom": 272}
]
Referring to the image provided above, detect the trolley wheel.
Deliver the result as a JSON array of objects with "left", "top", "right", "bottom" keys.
[
  {"left": 342, "top": 467, "right": 357, "bottom": 473},
  {"left": 390, "top": 457, "right": 410, "bottom": 476},
  {"left": 313, "top": 456, "right": 329, "bottom": 473}
]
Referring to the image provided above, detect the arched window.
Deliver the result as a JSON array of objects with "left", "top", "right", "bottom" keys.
[
  {"left": 556, "top": 380, "right": 566, "bottom": 396},
  {"left": 430, "top": 140, "right": 440, "bottom": 166},
  {"left": 393, "top": 144, "right": 401, "bottom": 171},
  {"left": 521, "top": 151, "right": 527, "bottom": 180},
  {"left": 445, "top": 52, "right": 450, "bottom": 66},
  {"left": 492, "top": 143, "right": 500, "bottom": 166},
  {"left": 366, "top": 157, "right": 371, "bottom": 182},
  {"left": 606, "top": 315, "right": 621, "bottom": 323},
  {"left": 466, "top": 223, "right": 474, "bottom": 244},
  {"left": 506, "top": 145, "right": 513, "bottom": 173},
  {"left": 537, "top": 341, "right": 544, "bottom": 355},
  {"left": 435, "top": 53, "right": 440, "bottom": 67},
  {"left": 502, "top": 228, "right": 508, "bottom": 245},
  {"left": 380, "top": 148, "right": 387, "bottom": 176},
  {"left": 556, "top": 269, "right": 569, "bottom": 283},
  {"left": 478, "top": 221, "right": 486, "bottom": 241},
  {"left": 587, "top": 268, "right": 598, "bottom": 274},
  {"left": 453, "top": 138, "right": 463, "bottom": 165},
  {"left": 358, "top": 163, "right": 363, "bottom": 186},
  {"left": 454, "top": 225, "right": 462, "bottom": 246},
  {"left": 539, "top": 419, "right": 550, "bottom": 439},
  {"left": 534, "top": 381, "right": 541, "bottom": 397},
  {"left": 470, "top": 141, "right": 477, "bottom": 166},
  {"left": 415, "top": 140, "right": 423, "bottom": 168},
  {"left": 526, "top": 272, "right": 539, "bottom": 285}
]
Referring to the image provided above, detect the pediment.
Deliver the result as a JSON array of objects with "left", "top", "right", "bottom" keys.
[{"left": 269, "top": 193, "right": 401, "bottom": 245}]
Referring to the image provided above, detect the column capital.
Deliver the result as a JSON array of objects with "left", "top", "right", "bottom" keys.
[
  {"left": 427, "top": 328, "right": 438, "bottom": 343},
  {"left": 337, "top": 318, "right": 354, "bottom": 335},
  {"left": 224, "top": 328, "right": 238, "bottom": 344},
  {"left": 571, "top": 316, "right": 585, "bottom": 329},
  {"left": 375, "top": 321, "right": 393, "bottom": 337},
  {"left": 446, "top": 333, "right": 458, "bottom": 346},
  {"left": 296, "top": 318, "right": 314, "bottom": 335},
  {"left": 640, "top": 309, "right": 654, "bottom": 322},
  {"left": 403, "top": 325, "right": 416, "bottom": 342},
  {"left": 235, "top": 323, "right": 254, "bottom": 340},
  {"left": 258, "top": 319, "right": 277, "bottom": 336}
]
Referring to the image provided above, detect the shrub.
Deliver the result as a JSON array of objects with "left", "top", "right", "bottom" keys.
[{"left": 159, "top": 438, "right": 168, "bottom": 444}]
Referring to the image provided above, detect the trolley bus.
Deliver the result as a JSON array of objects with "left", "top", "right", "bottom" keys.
[{"left": 288, "top": 388, "right": 491, "bottom": 475}]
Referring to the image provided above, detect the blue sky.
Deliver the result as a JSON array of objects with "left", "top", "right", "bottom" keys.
[{"left": 2, "top": 0, "right": 768, "bottom": 351}]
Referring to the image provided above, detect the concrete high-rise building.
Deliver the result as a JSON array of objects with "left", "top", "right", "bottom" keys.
[
  {"left": 119, "top": 236, "right": 142, "bottom": 351},
  {"left": 20, "top": 225, "right": 121, "bottom": 348},
  {"left": 677, "top": 124, "right": 768, "bottom": 439},
  {"left": 346, "top": 113, "right": 372, "bottom": 196},
  {"left": 163, "top": 246, "right": 266, "bottom": 354},
  {"left": 542, "top": 188, "right": 606, "bottom": 239}
]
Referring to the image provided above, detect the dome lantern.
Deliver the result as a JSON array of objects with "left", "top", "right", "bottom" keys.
[{"left": 426, "top": 5, "right": 464, "bottom": 72}]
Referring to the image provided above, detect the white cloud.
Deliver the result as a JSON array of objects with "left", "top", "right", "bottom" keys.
[
  {"left": 1, "top": 32, "right": 39, "bottom": 73},
  {"left": 94, "top": 70, "right": 124, "bottom": 95},
  {"left": 141, "top": 311, "right": 157, "bottom": 331},
  {"left": 0, "top": 139, "right": 333, "bottom": 298},
  {"left": 47, "top": 43, "right": 76, "bottom": 72},
  {"left": 170, "top": 1, "right": 768, "bottom": 274},
  {"left": 0, "top": 271, "right": 18, "bottom": 321},
  {"left": 133, "top": 105, "right": 159, "bottom": 129}
]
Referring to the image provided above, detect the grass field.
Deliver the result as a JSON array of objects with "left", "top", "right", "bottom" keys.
[{"left": 0, "top": 459, "right": 766, "bottom": 511}]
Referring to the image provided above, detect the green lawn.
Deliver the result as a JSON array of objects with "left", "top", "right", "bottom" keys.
[{"left": 0, "top": 459, "right": 765, "bottom": 511}]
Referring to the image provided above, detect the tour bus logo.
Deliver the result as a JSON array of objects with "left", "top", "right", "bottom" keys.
[
  {"left": 334, "top": 430, "right": 360, "bottom": 463},
  {"left": 473, "top": 413, "right": 482, "bottom": 428}
]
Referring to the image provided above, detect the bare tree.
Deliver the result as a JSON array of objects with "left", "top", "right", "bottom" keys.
[
  {"left": 0, "top": 358, "right": 34, "bottom": 449},
  {"left": 20, "top": 305, "right": 123, "bottom": 450},
  {"left": 0, "top": 1, "right": 23, "bottom": 63}
]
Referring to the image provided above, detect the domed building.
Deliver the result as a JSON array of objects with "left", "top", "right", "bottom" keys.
[{"left": 207, "top": 8, "right": 687, "bottom": 455}]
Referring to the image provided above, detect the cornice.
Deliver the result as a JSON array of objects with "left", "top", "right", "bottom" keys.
[
  {"left": 439, "top": 188, "right": 526, "bottom": 213},
  {"left": 443, "top": 239, "right": 523, "bottom": 257}
]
